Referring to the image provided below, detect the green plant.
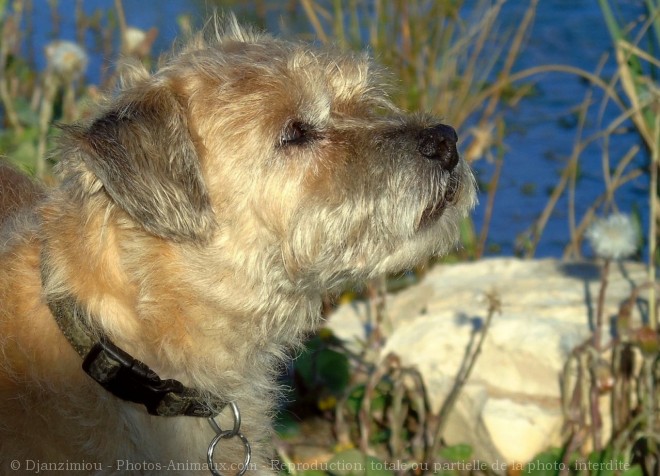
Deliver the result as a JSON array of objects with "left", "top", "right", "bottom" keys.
[
  {"left": 520, "top": 2, "right": 659, "bottom": 270},
  {"left": 536, "top": 5, "right": 660, "bottom": 468},
  {"left": 522, "top": 447, "right": 643, "bottom": 476},
  {"left": 554, "top": 215, "right": 657, "bottom": 476},
  {"left": 0, "top": 0, "right": 156, "bottom": 178},
  {"left": 598, "top": 0, "right": 660, "bottom": 348},
  {"left": 275, "top": 292, "right": 500, "bottom": 476}
]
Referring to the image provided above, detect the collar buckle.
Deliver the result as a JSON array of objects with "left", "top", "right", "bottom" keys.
[{"left": 82, "top": 340, "right": 220, "bottom": 418}]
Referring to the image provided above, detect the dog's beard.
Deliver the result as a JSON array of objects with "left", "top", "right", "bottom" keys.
[
  {"left": 282, "top": 160, "right": 475, "bottom": 289},
  {"left": 417, "top": 169, "right": 461, "bottom": 230}
]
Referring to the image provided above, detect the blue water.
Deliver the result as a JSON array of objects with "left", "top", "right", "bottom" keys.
[
  {"left": 485, "top": 0, "right": 648, "bottom": 258},
  {"left": 27, "top": 0, "right": 650, "bottom": 259}
]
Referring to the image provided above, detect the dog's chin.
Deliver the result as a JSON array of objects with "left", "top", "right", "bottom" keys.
[
  {"left": 418, "top": 201, "right": 447, "bottom": 229},
  {"left": 417, "top": 172, "right": 460, "bottom": 230}
]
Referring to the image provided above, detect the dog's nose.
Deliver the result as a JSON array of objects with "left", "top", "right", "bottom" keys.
[{"left": 418, "top": 124, "right": 459, "bottom": 171}]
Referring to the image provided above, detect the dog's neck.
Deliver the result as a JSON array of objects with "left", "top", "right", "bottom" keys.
[
  {"left": 39, "top": 193, "right": 321, "bottom": 398},
  {"left": 40, "top": 278, "right": 228, "bottom": 418}
]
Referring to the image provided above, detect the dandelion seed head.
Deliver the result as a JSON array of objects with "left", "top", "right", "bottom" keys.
[
  {"left": 45, "top": 40, "right": 88, "bottom": 81},
  {"left": 124, "top": 27, "right": 158, "bottom": 58},
  {"left": 586, "top": 213, "right": 638, "bottom": 260}
]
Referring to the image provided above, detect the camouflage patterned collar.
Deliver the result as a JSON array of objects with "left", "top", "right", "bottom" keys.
[{"left": 43, "top": 291, "right": 226, "bottom": 418}]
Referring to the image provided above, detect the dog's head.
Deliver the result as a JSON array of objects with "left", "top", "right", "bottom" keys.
[{"left": 60, "top": 16, "right": 476, "bottom": 291}]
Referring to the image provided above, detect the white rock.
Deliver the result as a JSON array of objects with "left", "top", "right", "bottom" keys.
[
  {"left": 481, "top": 398, "right": 562, "bottom": 464},
  {"left": 327, "top": 258, "right": 647, "bottom": 465}
]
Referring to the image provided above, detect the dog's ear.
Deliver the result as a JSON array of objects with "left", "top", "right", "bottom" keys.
[{"left": 72, "top": 83, "right": 215, "bottom": 242}]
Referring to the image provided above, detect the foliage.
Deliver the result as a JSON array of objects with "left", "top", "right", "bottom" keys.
[
  {"left": 598, "top": 0, "right": 660, "bottom": 342},
  {"left": 276, "top": 294, "right": 500, "bottom": 476},
  {"left": 283, "top": 331, "right": 351, "bottom": 415},
  {"left": 557, "top": 261, "right": 660, "bottom": 476},
  {"left": 0, "top": 0, "right": 160, "bottom": 178},
  {"left": 521, "top": 0, "right": 659, "bottom": 263},
  {"left": 521, "top": 447, "right": 643, "bottom": 476}
]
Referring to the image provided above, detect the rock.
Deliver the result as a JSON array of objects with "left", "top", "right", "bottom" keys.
[{"left": 326, "top": 257, "right": 648, "bottom": 465}]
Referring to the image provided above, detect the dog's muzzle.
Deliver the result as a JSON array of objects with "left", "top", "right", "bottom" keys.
[{"left": 416, "top": 124, "right": 463, "bottom": 228}]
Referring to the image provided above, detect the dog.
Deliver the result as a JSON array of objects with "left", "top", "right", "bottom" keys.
[{"left": 0, "top": 16, "right": 476, "bottom": 475}]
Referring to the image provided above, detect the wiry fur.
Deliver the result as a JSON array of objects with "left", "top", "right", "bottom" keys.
[{"left": 0, "top": 16, "right": 476, "bottom": 475}]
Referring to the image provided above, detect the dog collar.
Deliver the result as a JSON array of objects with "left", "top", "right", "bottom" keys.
[
  {"left": 45, "top": 292, "right": 253, "bottom": 475},
  {"left": 44, "top": 292, "right": 226, "bottom": 418}
]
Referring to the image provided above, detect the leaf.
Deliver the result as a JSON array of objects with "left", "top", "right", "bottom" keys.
[
  {"left": 294, "top": 336, "right": 350, "bottom": 394},
  {"left": 369, "top": 384, "right": 389, "bottom": 412},
  {"left": 273, "top": 411, "right": 300, "bottom": 439},
  {"left": 439, "top": 443, "right": 473, "bottom": 462},
  {"left": 11, "top": 140, "right": 38, "bottom": 169},
  {"left": 14, "top": 97, "right": 39, "bottom": 127},
  {"left": 583, "top": 449, "right": 640, "bottom": 476},
  {"left": 523, "top": 448, "right": 563, "bottom": 476},
  {"left": 316, "top": 348, "right": 350, "bottom": 393},
  {"left": 327, "top": 450, "right": 394, "bottom": 476},
  {"left": 346, "top": 385, "right": 365, "bottom": 415},
  {"left": 622, "top": 465, "right": 644, "bottom": 476}
]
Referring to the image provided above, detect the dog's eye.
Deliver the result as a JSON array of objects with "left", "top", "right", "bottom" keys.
[{"left": 280, "top": 121, "right": 311, "bottom": 146}]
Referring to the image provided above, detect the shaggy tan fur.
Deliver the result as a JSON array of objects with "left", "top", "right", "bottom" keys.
[{"left": 0, "top": 17, "right": 476, "bottom": 475}]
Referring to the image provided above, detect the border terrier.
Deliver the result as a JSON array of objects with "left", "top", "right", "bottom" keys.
[{"left": 0, "top": 16, "right": 475, "bottom": 475}]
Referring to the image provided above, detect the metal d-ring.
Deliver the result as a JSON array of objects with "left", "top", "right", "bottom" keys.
[
  {"left": 208, "top": 401, "right": 241, "bottom": 437},
  {"left": 206, "top": 401, "right": 251, "bottom": 476},
  {"left": 207, "top": 430, "right": 252, "bottom": 476}
]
